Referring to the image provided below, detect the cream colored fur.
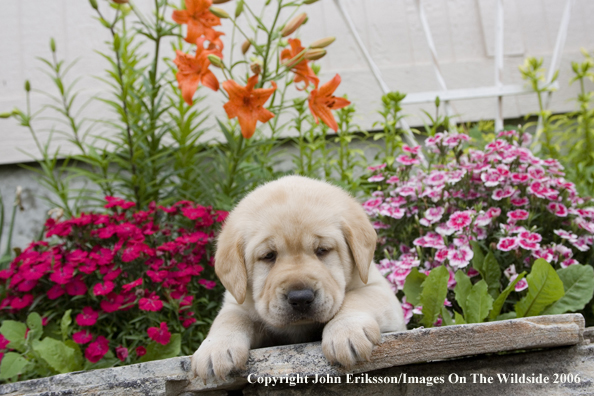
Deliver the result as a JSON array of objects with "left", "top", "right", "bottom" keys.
[{"left": 191, "top": 175, "right": 405, "bottom": 380}]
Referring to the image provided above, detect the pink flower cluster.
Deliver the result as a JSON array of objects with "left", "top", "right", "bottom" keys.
[
  {"left": 0, "top": 197, "right": 226, "bottom": 364},
  {"left": 365, "top": 129, "right": 594, "bottom": 324}
]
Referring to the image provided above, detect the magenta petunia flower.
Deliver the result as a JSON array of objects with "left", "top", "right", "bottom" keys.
[
  {"left": 85, "top": 336, "right": 109, "bottom": 363},
  {"left": 198, "top": 279, "right": 217, "bottom": 289},
  {"left": 116, "top": 346, "right": 128, "bottom": 361},
  {"left": 497, "top": 237, "right": 519, "bottom": 252},
  {"left": 73, "top": 330, "right": 93, "bottom": 344},
  {"left": 65, "top": 276, "right": 88, "bottom": 296},
  {"left": 76, "top": 307, "right": 99, "bottom": 326},
  {"left": 93, "top": 281, "right": 114, "bottom": 296},
  {"left": 147, "top": 322, "right": 171, "bottom": 345}
]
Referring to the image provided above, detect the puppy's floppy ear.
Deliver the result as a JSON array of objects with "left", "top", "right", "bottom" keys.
[
  {"left": 214, "top": 222, "right": 247, "bottom": 304},
  {"left": 342, "top": 208, "right": 377, "bottom": 284}
]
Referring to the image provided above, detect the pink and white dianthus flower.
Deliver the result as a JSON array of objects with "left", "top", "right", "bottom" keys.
[
  {"left": 426, "top": 171, "right": 447, "bottom": 186},
  {"left": 561, "top": 258, "right": 579, "bottom": 268},
  {"left": 507, "top": 209, "right": 529, "bottom": 221},
  {"left": 510, "top": 274, "right": 528, "bottom": 292},
  {"left": 492, "top": 186, "right": 515, "bottom": 201},
  {"left": 532, "top": 247, "right": 554, "bottom": 262},
  {"left": 447, "top": 210, "right": 473, "bottom": 231},
  {"left": 434, "top": 249, "right": 449, "bottom": 262},
  {"left": 403, "top": 145, "right": 421, "bottom": 154},
  {"left": 554, "top": 229, "right": 578, "bottom": 243},
  {"left": 497, "top": 237, "right": 519, "bottom": 251},
  {"left": 379, "top": 204, "right": 405, "bottom": 219},
  {"left": 367, "top": 163, "right": 386, "bottom": 172},
  {"left": 547, "top": 202, "right": 568, "bottom": 217},
  {"left": 511, "top": 173, "right": 530, "bottom": 184},
  {"left": 421, "top": 207, "right": 445, "bottom": 226},
  {"left": 510, "top": 197, "right": 529, "bottom": 207},
  {"left": 396, "top": 155, "right": 420, "bottom": 166},
  {"left": 368, "top": 174, "right": 385, "bottom": 182},
  {"left": 481, "top": 168, "right": 503, "bottom": 187},
  {"left": 487, "top": 207, "right": 501, "bottom": 218},
  {"left": 447, "top": 246, "right": 473, "bottom": 269},
  {"left": 386, "top": 176, "right": 400, "bottom": 184}
]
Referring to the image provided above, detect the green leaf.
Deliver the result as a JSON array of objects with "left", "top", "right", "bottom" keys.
[
  {"left": 515, "top": 259, "right": 565, "bottom": 318},
  {"left": 489, "top": 272, "right": 526, "bottom": 320},
  {"left": 61, "top": 309, "right": 72, "bottom": 341},
  {"left": 64, "top": 340, "right": 84, "bottom": 371},
  {"left": 0, "top": 320, "right": 27, "bottom": 352},
  {"left": 140, "top": 334, "right": 181, "bottom": 363},
  {"left": 33, "top": 337, "right": 78, "bottom": 374},
  {"left": 496, "top": 312, "right": 517, "bottom": 321},
  {"left": 470, "top": 241, "right": 485, "bottom": 272},
  {"left": 0, "top": 352, "right": 29, "bottom": 379},
  {"left": 465, "top": 280, "right": 494, "bottom": 323},
  {"left": 27, "top": 312, "right": 43, "bottom": 343},
  {"left": 543, "top": 264, "right": 594, "bottom": 315},
  {"left": 420, "top": 266, "right": 449, "bottom": 328},
  {"left": 403, "top": 268, "right": 426, "bottom": 306},
  {"left": 454, "top": 311, "right": 466, "bottom": 324},
  {"left": 454, "top": 271, "right": 472, "bottom": 318},
  {"left": 482, "top": 251, "right": 502, "bottom": 299},
  {"left": 441, "top": 306, "right": 454, "bottom": 326}
]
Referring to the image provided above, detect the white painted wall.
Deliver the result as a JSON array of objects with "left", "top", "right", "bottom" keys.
[{"left": 0, "top": 0, "right": 593, "bottom": 165}]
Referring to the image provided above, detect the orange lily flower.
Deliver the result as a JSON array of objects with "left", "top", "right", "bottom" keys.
[
  {"left": 280, "top": 38, "right": 319, "bottom": 90},
  {"left": 308, "top": 74, "right": 350, "bottom": 132},
  {"left": 223, "top": 75, "right": 277, "bottom": 139},
  {"left": 172, "top": 0, "right": 221, "bottom": 44},
  {"left": 173, "top": 37, "right": 219, "bottom": 105},
  {"left": 205, "top": 30, "right": 225, "bottom": 57}
]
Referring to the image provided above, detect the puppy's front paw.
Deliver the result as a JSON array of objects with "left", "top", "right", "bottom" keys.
[
  {"left": 321, "top": 315, "right": 381, "bottom": 368},
  {"left": 191, "top": 336, "right": 250, "bottom": 382}
]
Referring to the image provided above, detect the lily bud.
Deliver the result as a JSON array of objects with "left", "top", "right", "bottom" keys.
[
  {"left": 24, "top": 80, "right": 31, "bottom": 92},
  {"left": 250, "top": 60, "right": 263, "bottom": 75},
  {"left": 310, "top": 36, "right": 335, "bottom": 49},
  {"left": 89, "top": 0, "right": 98, "bottom": 9},
  {"left": 281, "top": 13, "right": 307, "bottom": 37},
  {"left": 435, "top": 96, "right": 440, "bottom": 108},
  {"left": 112, "top": 0, "right": 129, "bottom": 3},
  {"left": 212, "top": 0, "right": 232, "bottom": 3},
  {"left": 303, "top": 0, "right": 320, "bottom": 3},
  {"left": 207, "top": 54, "right": 224, "bottom": 68},
  {"left": 281, "top": 48, "right": 307, "bottom": 68},
  {"left": 235, "top": 0, "right": 244, "bottom": 17},
  {"left": 209, "top": 7, "right": 230, "bottom": 18},
  {"left": 0, "top": 112, "right": 12, "bottom": 119},
  {"left": 113, "top": 34, "right": 121, "bottom": 51},
  {"left": 241, "top": 40, "right": 251, "bottom": 55},
  {"left": 304, "top": 48, "right": 326, "bottom": 61},
  {"left": 50, "top": 38, "right": 56, "bottom": 53}
]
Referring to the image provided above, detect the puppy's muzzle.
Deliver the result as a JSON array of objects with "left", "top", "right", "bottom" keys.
[{"left": 287, "top": 288, "right": 315, "bottom": 313}]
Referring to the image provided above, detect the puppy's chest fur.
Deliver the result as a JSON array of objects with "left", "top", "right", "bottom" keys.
[{"left": 254, "top": 320, "right": 325, "bottom": 348}]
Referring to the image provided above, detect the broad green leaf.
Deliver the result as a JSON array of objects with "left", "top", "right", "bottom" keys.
[
  {"left": 454, "top": 311, "right": 466, "bottom": 325},
  {"left": 33, "top": 337, "right": 78, "bottom": 374},
  {"left": 454, "top": 271, "right": 472, "bottom": 318},
  {"left": 515, "top": 259, "right": 565, "bottom": 318},
  {"left": 543, "top": 265, "right": 594, "bottom": 315},
  {"left": 0, "top": 352, "right": 29, "bottom": 379},
  {"left": 140, "top": 333, "right": 181, "bottom": 363},
  {"left": 470, "top": 241, "right": 485, "bottom": 273},
  {"left": 403, "top": 268, "right": 426, "bottom": 307},
  {"left": 61, "top": 309, "right": 72, "bottom": 341},
  {"left": 27, "top": 312, "right": 43, "bottom": 343},
  {"left": 441, "top": 306, "right": 454, "bottom": 326},
  {"left": 64, "top": 340, "right": 84, "bottom": 371},
  {"left": 496, "top": 312, "right": 517, "bottom": 321},
  {"left": 420, "top": 266, "right": 449, "bottom": 328},
  {"left": 482, "top": 251, "right": 502, "bottom": 299},
  {"left": 465, "top": 280, "right": 494, "bottom": 323},
  {"left": 0, "top": 320, "right": 27, "bottom": 352},
  {"left": 489, "top": 272, "right": 526, "bottom": 320}
]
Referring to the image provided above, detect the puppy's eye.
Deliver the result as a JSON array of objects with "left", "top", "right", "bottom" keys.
[
  {"left": 315, "top": 247, "right": 330, "bottom": 257},
  {"left": 261, "top": 252, "right": 277, "bottom": 263}
]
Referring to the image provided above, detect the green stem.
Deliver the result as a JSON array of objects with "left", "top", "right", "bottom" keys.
[{"left": 259, "top": 0, "right": 283, "bottom": 88}]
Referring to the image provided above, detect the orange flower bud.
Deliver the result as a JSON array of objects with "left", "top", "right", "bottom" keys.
[
  {"left": 281, "top": 13, "right": 307, "bottom": 37},
  {"left": 281, "top": 48, "right": 307, "bottom": 68},
  {"left": 241, "top": 40, "right": 251, "bottom": 55},
  {"left": 250, "top": 60, "right": 263, "bottom": 75},
  {"left": 209, "top": 7, "right": 230, "bottom": 18},
  {"left": 112, "top": 0, "right": 129, "bottom": 3},
  {"left": 212, "top": 0, "right": 232, "bottom": 3},
  {"left": 310, "top": 36, "right": 335, "bottom": 49},
  {"left": 304, "top": 49, "right": 326, "bottom": 61}
]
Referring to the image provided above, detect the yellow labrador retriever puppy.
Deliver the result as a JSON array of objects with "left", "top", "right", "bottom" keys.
[{"left": 191, "top": 176, "right": 405, "bottom": 380}]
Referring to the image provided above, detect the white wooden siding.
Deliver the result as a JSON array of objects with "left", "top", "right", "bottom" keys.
[{"left": 0, "top": 0, "right": 593, "bottom": 165}]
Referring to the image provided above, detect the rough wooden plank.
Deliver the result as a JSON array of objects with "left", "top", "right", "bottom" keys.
[{"left": 0, "top": 314, "right": 585, "bottom": 395}]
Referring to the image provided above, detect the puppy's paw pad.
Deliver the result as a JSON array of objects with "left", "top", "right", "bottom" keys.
[
  {"left": 321, "top": 316, "right": 381, "bottom": 368},
  {"left": 191, "top": 337, "right": 250, "bottom": 382}
]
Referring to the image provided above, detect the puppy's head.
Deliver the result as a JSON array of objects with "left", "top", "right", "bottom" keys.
[{"left": 214, "top": 176, "right": 377, "bottom": 328}]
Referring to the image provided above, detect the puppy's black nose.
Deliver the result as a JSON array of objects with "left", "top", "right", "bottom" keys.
[{"left": 287, "top": 289, "right": 315, "bottom": 312}]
